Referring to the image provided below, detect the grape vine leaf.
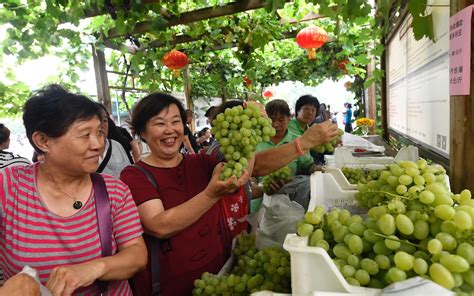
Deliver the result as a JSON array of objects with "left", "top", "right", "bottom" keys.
[{"left": 412, "top": 14, "right": 434, "bottom": 40}]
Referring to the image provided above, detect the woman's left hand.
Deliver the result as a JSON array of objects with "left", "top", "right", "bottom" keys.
[{"left": 46, "top": 261, "right": 104, "bottom": 296}]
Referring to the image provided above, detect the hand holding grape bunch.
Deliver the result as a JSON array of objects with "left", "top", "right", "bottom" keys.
[
  {"left": 211, "top": 102, "right": 275, "bottom": 181},
  {"left": 261, "top": 166, "right": 293, "bottom": 195}
]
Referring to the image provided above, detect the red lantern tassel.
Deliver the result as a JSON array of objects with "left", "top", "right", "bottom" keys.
[
  {"left": 172, "top": 69, "right": 180, "bottom": 78},
  {"left": 308, "top": 48, "right": 316, "bottom": 60}
]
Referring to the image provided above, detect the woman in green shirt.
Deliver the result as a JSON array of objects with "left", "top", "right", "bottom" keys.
[
  {"left": 288, "top": 95, "right": 320, "bottom": 136},
  {"left": 256, "top": 99, "right": 315, "bottom": 194}
]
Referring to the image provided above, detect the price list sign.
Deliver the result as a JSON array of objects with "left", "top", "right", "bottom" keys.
[{"left": 449, "top": 5, "right": 473, "bottom": 95}]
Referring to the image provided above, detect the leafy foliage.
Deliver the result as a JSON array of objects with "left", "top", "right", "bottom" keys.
[{"left": 0, "top": 0, "right": 431, "bottom": 117}]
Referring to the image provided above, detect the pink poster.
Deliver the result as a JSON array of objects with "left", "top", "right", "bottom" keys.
[{"left": 449, "top": 5, "right": 473, "bottom": 96}]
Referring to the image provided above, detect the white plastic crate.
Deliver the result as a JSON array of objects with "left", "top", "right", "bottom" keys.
[
  {"left": 308, "top": 172, "right": 365, "bottom": 214},
  {"left": 333, "top": 146, "right": 419, "bottom": 169},
  {"left": 283, "top": 234, "right": 381, "bottom": 296}
]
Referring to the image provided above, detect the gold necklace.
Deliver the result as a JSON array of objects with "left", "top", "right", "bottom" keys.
[{"left": 42, "top": 166, "right": 84, "bottom": 210}]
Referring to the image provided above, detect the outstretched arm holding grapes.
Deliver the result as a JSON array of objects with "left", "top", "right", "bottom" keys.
[
  {"left": 253, "top": 120, "right": 339, "bottom": 176},
  {"left": 135, "top": 163, "right": 250, "bottom": 239}
]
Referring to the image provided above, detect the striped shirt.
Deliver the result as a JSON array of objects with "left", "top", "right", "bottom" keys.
[
  {"left": 0, "top": 151, "right": 30, "bottom": 169},
  {"left": 0, "top": 163, "right": 143, "bottom": 295}
]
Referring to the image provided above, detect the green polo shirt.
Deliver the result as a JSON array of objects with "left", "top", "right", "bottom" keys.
[
  {"left": 256, "top": 130, "right": 314, "bottom": 176},
  {"left": 288, "top": 118, "right": 307, "bottom": 136}
]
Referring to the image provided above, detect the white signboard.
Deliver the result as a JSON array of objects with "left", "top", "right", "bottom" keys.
[{"left": 386, "top": 1, "right": 450, "bottom": 157}]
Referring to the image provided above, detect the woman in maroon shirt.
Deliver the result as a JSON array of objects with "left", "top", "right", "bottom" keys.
[{"left": 120, "top": 93, "right": 250, "bottom": 296}]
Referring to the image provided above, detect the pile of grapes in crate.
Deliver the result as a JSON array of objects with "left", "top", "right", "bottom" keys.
[
  {"left": 296, "top": 159, "right": 474, "bottom": 294},
  {"left": 211, "top": 102, "right": 275, "bottom": 180},
  {"left": 341, "top": 167, "right": 384, "bottom": 185},
  {"left": 192, "top": 234, "right": 291, "bottom": 295}
]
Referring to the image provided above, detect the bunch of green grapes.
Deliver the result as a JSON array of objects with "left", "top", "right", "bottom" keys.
[
  {"left": 211, "top": 103, "right": 275, "bottom": 181},
  {"left": 192, "top": 233, "right": 291, "bottom": 295},
  {"left": 354, "top": 160, "right": 451, "bottom": 209},
  {"left": 261, "top": 166, "right": 293, "bottom": 194},
  {"left": 311, "top": 128, "right": 344, "bottom": 153},
  {"left": 341, "top": 167, "right": 384, "bottom": 184},
  {"left": 296, "top": 182, "right": 474, "bottom": 292}
]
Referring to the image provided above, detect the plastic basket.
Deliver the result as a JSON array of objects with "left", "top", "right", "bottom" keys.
[
  {"left": 333, "top": 146, "right": 419, "bottom": 169},
  {"left": 308, "top": 172, "right": 366, "bottom": 215},
  {"left": 283, "top": 234, "right": 381, "bottom": 296}
]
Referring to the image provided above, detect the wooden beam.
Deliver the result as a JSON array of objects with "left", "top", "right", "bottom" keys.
[
  {"left": 103, "top": 39, "right": 137, "bottom": 54},
  {"left": 366, "top": 53, "right": 377, "bottom": 134},
  {"left": 107, "top": 0, "right": 266, "bottom": 38},
  {"left": 92, "top": 45, "right": 112, "bottom": 112},
  {"left": 449, "top": 0, "right": 474, "bottom": 193}
]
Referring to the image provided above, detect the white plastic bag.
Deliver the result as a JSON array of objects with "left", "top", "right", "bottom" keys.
[{"left": 253, "top": 194, "right": 304, "bottom": 250}]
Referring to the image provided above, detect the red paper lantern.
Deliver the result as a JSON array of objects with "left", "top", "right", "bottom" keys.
[
  {"left": 162, "top": 49, "right": 189, "bottom": 77},
  {"left": 296, "top": 26, "right": 328, "bottom": 60},
  {"left": 263, "top": 90, "right": 273, "bottom": 99}
]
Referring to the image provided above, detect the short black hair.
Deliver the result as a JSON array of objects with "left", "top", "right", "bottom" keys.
[
  {"left": 265, "top": 99, "right": 290, "bottom": 118},
  {"left": 131, "top": 93, "right": 186, "bottom": 142},
  {"left": 23, "top": 84, "right": 101, "bottom": 153},
  {"left": 295, "top": 95, "right": 320, "bottom": 116},
  {"left": 204, "top": 106, "right": 217, "bottom": 117},
  {"left": 0, "top": 124, "right": 10, "bottom": 145}
]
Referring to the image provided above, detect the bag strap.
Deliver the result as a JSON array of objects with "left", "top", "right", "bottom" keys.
[
  {"left": 97, "top": 140, "right": 113, "bottom": 173},
  {"left": 132, "top": 164, "right": 162, "bottom": 296},
  {"left": 91, "top": 173, "right": 112, "bottom": 294}
]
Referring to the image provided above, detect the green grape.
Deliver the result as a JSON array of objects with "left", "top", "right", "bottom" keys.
[
  {"left": 462, "top": 267, "right": 474, "bottom": 286},
  {"left": 333, "top": 226, "right": 350, "bottom": 243},
  {"left": 309, "top": 229, "right": 325, "bottom": 246},
  {"left": 360, "top": 258, "right": 379, "bottom": 275},
  {"left": 429, "top": 263, "right": 455, "bottom": 289},
  {"left": 341, "top": 265, "right": 356, "bottom": 278},
  {"left": 453, "top": 211, "right": 472, "bottom": 230},
  {"left": 440, "top": 220, "right": 457, "bottom": 235},
  {"left": 346, "top": 277, "right": 360, "bottom": 286},
  {"left": 384, "top": 235, "right": 401, "bottom": 250},
  {"left": 439, "top": 254, "right": 470, "bottom": 273},
  {"left": 349, "top": 222, "right": 366, "bottom": 236},
  {"left": 363, "top": 229, "right": 382, "bottom": 243},
  {"left": 377, "top": 214, "right": 396, "bottom": 235},
  {"left": 387, "top": 267, "right": 407, "bottom": 282},
  {"left": 419, "top": 190, "right": 435, "bottom": 204},
  {"left": 434, "top": 204, "right": 456, "bottom": 220},
  {"left": 395, "top": 214, "right": 414, "bottom": 235},
  {"left": 315, "top": 240, "right": 330, "bottom": 251},
  {"left": 396, "top": 185, "right": 407, "bottom": 194},
  {"left": 375, "top": 254, "right": 391, "bottom": 270},
  {"left": 305, "top": 211, "right": 322, "bottom": 225},
  {"left": 459, "top": 189, "right": 472, "bottom": 204},
  {"left": 296, "top": 223, "right": 314, "bottom": 236},
  {"left": 435, "top": 232, "right": 457, "bottom": 251},
  {"left": 348, "top": 235, "right": 363, "bottom": 255},
  {"left": 457, "top": 243, "right": 474, "bottom": 264},
  {"left": 413, "top": 258, "right": 428, "bottom": 275},
  {"left": 413, "top": 175, "right": 425, "bottom": 185},
  {"left": 413, "top": 220, "right": 430, "bottom": 240},
  {"left": 394, "top": 251, "right": 414, "bottom": 271},
  {"left": 261, "top": 166, "right": 293, "bottom": 194},
  {"left": 373, "top": 240, "right": 392, "bottom": 255},
  {"left": 354, "top": 269, "right": 370, "bottom": 285},
  {"left": 333, "top": 243, "right": 351, "bottom": 260},
  {"left": 347, "top": 255, "right": 360, "bottom": 268},
  {"left": 427, "top": 239, "right": 443, "bottom": 255},
  {"left": 398, "top": 175, "right": 413, "bottom": 186}
]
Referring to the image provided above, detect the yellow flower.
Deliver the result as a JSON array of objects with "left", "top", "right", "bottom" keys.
[{"left": 356, "top": 117, "right": 376, "bottom": 127}]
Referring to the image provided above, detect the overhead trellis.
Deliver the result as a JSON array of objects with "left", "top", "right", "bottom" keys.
[{"left": 0, "top": 0, "right": 431, "bottom": 116}]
